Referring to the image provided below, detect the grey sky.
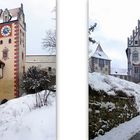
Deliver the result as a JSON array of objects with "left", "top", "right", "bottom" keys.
[
  {"left": 0, "top": 0, "right": 56, "bottom": 55},
  {"left": 89, "top": 0, "right": 140, "bottom": 69}
]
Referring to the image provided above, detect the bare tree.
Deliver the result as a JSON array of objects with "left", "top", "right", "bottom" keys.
[{"left": 42, "top": 30, "right": 56, "bottom": 53}]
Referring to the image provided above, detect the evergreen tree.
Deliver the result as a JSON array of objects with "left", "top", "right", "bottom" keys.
[
  {"left": 21, "top": 66, "right": 51, "bottom": 94},
  {"left": 89, "top": 23, "right": 97, "bottom": 44}
]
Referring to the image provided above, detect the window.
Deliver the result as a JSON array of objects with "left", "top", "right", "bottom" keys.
[
  {"left": 20, "top": 36, "right": 22, "bottom": 45},
  {"left": 99, "top": 59, "right": 104, "bottom": 68},
  {"left": 4, "top": 16, "right": 8, "bottom": 22},
  {"left": 2, "top": 48, "right": 8, "bottom": 60},
  {"left": 94, "top": 58, "right": 97, "bottom": 63},
  {"left": 8, "top": 39, "right": 11, "bottom": 44},
  {"left": 134, "top": 67, "right": 139, "bottom": 73},
  {"left": 135, "top": 40, "right": 138, "bottom": 44},
  {"left": 22, "top": 52, "right": 24, "bottom": 60},
  {"left": 48, "top": 67, "right": 52, "bottom": 71},
  {"left": 0, "top": 40, "right": 3, "bottom": 45},
  {"left": 23, "top": 66, "right": 25, "bottom": 73},
  {"left": 133, "top": 51, "right": 139, "bottom": 62},
  {"left": 105, "top": 60, "right": 109, "bottom": 65},
  {"left": 120, "top": 75, "right": 123, "bottom": 79},
  {"left": 20, "top": 30, "right": 22, "bottom": 45}
]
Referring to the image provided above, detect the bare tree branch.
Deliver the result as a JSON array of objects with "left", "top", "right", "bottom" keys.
[{"left": 42, "top": 30, "right": 56, "bottom": 53}]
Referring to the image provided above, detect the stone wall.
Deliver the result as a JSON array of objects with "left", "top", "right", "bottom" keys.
[{"left": 89, "top": 85, "right": 139, "bottom": 139}]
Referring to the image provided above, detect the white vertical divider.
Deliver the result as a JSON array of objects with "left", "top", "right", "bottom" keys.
[{"left": 57, "top": 0, "right": 88, "bottom": 140}]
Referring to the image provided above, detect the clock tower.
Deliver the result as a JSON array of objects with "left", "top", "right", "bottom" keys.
[{"left": 0, "top": 4, "right": 26, "bottom": 100}]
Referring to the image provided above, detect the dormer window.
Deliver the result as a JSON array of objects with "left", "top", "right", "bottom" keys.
[{"left": 3, "top": 9, "right": 12, "bottom": 22}]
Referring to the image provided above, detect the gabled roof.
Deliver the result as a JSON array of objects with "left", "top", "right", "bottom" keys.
[
  {"left": 0, "top": 4, "right": 24, "bottom": 23},
  {"left": 0, "top": 8, "right": 20, "bottom": 21},
  {"left": 92, "top": 44, "right": 110, "bottom": 60}
]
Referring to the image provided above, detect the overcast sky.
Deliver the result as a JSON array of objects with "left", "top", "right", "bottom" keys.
[
  {"left": 0, "top": 0, "right": 56, "bottom": 55},
  {"left": 89, "top": 0, "right": 140, "bottom": 69}
]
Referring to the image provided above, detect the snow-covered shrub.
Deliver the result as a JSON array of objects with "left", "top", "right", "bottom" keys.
[
  {"left": 1, "top": 99, "right": 8, "bottom": 104},
  {"left": 21, "top": 66, "right": 56, "bottom": 107},
  {"left": 21, "top": 66, "right": 51, "bottom": 94}
]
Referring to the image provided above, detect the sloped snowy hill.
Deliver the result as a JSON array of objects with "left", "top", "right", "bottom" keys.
[{"left": 0, "top": 91, "right": 56, "bottom": 140}]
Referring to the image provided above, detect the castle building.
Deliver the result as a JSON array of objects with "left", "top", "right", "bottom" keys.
[
  {"left": 89, "top": 44, "right": 111, "bottom": 75},
  {"left": 0, "top": 4, "right": 26, "bottom": 100},
  {"left": 126, "top": 20, "right": 140, "bottom": 83}
]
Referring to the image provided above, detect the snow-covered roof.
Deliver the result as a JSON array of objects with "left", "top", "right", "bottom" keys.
[
  {"left": 111, "top": 68, "right": 128, "bottom": 75},
  {"left": 0, "top": 7, "right": 20, "bottom": 22},
  {"left": 92, "top": 44, "right": 110, "bottom": 60}
]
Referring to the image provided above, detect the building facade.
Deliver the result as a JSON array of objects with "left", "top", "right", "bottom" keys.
[
  {"left": 26, "top": 55, "right": 56, "bottom": 75},
  {"left": 126, "top": 20, "right": 140, "bottom": 83},
  {"left": 111, "top": 68, "right": 129, "bottom": 81},
  {"left": 89, "top": 44, "right": 111, "bottom": 75},
  {"left": 0, "top": 4, "right": 26, "bottom": 100}
]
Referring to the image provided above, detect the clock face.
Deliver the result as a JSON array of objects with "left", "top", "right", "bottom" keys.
[{"left": 1, "top": 25, "right": 11, "bottom": 37}]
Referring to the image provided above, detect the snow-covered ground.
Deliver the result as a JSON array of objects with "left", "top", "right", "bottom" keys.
[
  {"left": 94, "top": 115, "right": 140, "bottom": 140},
  {"left": 0, "top": 91, "right": 56, "bottom": 140}
]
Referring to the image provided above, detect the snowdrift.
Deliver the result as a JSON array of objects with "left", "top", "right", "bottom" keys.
[
  {"left": 89, "top": 72, "right": 140, "bottom": 139},
  {"left": 0, "top": 91, "right": 56, "bottom": 140}
]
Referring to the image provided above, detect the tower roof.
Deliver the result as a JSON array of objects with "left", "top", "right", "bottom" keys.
[
  {"left": 92, "top": 44, "right": 110, "bottom": 60},
  {"left": 0, "top": 4, "right": 24, "bottom": 23}
]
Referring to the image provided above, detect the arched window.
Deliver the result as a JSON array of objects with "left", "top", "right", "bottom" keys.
[{"left": 132, "top": 50, "right": 139, "bottom": 62}]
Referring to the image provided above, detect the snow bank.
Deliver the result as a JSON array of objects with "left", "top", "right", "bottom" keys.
[
  {"left": 94, "top": 115, "right": 140, "bottom": 140},
  {"left": 89, "top": 72, "right": 140, "bottom": 111},
  {"left": 0, "top": 91, "right": 56, "bottom": 140}
]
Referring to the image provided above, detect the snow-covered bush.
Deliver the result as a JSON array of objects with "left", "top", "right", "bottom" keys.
[
  {"left": 21, "top": 66, "right": 56, "bottom": 107},
  {"left": 21, "top": 66, "right": 50, "bottom": 94}
]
